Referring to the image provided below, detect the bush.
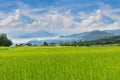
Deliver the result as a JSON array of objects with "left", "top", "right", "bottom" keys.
[{"left": 0, "top": 34, "right": 12, "bottom": 46}]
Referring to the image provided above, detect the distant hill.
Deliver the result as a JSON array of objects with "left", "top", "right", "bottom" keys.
[
  {"left": 106, "top": 30, "right": 120, "bottom": 36},
  {"left": 28, "top": 30, "right": 120, "bottom": 45},
  {"left": 8, "top": 29, "right": 120, "bottom": 45},
  {"left": 82, "top": 30, "right": 114, "bottom": 40},
  {"left": 60, "top": 36, "right": 120, "bottom": 46},
  {"left": 60, "top": 30, "right": 115, "bottom": 40},
  {"left": 28, "top": 37, "right": 78, "bottom": 45},
  {"left": 60, "top": 32, "right": 90, "bottom": 39},
  {"left": 7, "top": 30, "right": 57, "bottom": 38}
]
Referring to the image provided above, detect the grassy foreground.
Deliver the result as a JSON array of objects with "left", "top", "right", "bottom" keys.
[{"left": 0, "top": 46, "right": 120, "bottom": 80}]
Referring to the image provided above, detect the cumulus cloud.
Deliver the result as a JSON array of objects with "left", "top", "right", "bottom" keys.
[
  {"left": 75, "top": 4, "right": 120, "bottom": 32},
  {"left": 0, "top": 3, "right": 120, "bottom": 34},
  {"left": 0, "top": 9, "right": 23, "bottom": 31}
]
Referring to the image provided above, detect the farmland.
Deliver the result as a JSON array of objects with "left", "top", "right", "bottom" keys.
[{"left": 0, "top": 46, "right": 120, "bottom": 80}]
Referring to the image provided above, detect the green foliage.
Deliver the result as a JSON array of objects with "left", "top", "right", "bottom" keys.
[
  {"left": 0, "top": 34, "right": 12, "bottom": 46},
  {"left": 60, "top": 36, "right": 120, "bottom": 46},
  {"left": 43, "top": 41, "right": 48, "bottom": 46},
  {"left": 0, "top": 46, "right": 120, "bottom": 80},
  {"left": 26, "top": 43, "right": 32, "bottom": 46}
]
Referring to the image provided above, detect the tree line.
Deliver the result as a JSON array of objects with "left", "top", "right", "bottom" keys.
[{"left": 60, "top": 36, "right": 120, "bottom": 46}]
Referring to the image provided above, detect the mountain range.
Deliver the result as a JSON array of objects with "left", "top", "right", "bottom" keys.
[
  {"left": 29, "top": 29, "right": 120, "bottom": 45},
  {"left": 7, "top": 30, "right": 56, "bottom": 38},
  {"left": 7, "top": 29, "right": 120, "bottom": 45},
  {"left": 60, "top": 30, "right": 115, "bottom": 41}
]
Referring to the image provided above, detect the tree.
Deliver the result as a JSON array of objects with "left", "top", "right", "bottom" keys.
[
  {"left": 15, "top": 43, "right": 24, "bottom": 47},
  {"left": 0, "top": 34, "right": 12, "bottom": 46},
  {"left": 26, "top": 43, "right": 32, "bottom": 46},
  {"left": 43, "top": 41, "right": 48, "bottom": 46}
]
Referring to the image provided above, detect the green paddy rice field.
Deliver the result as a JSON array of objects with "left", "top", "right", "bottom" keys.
[{"left": 0, "top": 46, "right": 120, "bottom": 80}]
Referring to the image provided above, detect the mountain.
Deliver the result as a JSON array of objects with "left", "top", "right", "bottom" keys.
[
  {"left": 7, "top": 30, "right": 57, "bottom": 38},
  {"left": 28, "top": 30, "right": 117, "bottom": 45},
  {"left": 8, "top": 29, "right": 120, "bottom": 45},
  {"left": 106, "top": 30, "right": 120, "bottom": 36},
  {"left": 82, "top": 30, "right": 114, "bottom": 40},
  {"left": 7, "top": 31, "right": 31, "bottom": 38},
  {"left": 60, "top": 32, "right": 90, "bottom": 39},
  {"left": 60, "top": 30, "right": 115, "bottom": 40},
  {"left": 60, "top": 36, "right": 120, "bottom": 46},
  {"left": 28, "top": 37, "right": 79, "bottom": 45}
]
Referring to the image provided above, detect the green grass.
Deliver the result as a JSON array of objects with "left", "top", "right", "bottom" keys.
[{"left": 0, "top": 46, "right": 120, "bottom": 80}]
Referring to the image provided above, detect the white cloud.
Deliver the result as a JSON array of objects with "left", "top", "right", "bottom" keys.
[
  {"left": 0, "top": 3, "right": 120, "bottom": 34},
  {"left": 0, "top": 9, "right": 21, "bottom": 29},
  {"left": 80, "top": 10, "right": 102, "bottom": 27},
  {"left": 74, "top": 5, "right": 120, "bottom": 32}
]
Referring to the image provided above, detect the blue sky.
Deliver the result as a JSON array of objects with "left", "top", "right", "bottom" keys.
[
  {"left": 0, "top": 0, "right": 120, "bottom": 33},
  {"left": 0, "top": 0, "right": 119, "bottom": 12}
]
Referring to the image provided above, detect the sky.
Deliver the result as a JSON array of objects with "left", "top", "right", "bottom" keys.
[{"left": 0, "top": 0, "right": 120, "bottom": 34}]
